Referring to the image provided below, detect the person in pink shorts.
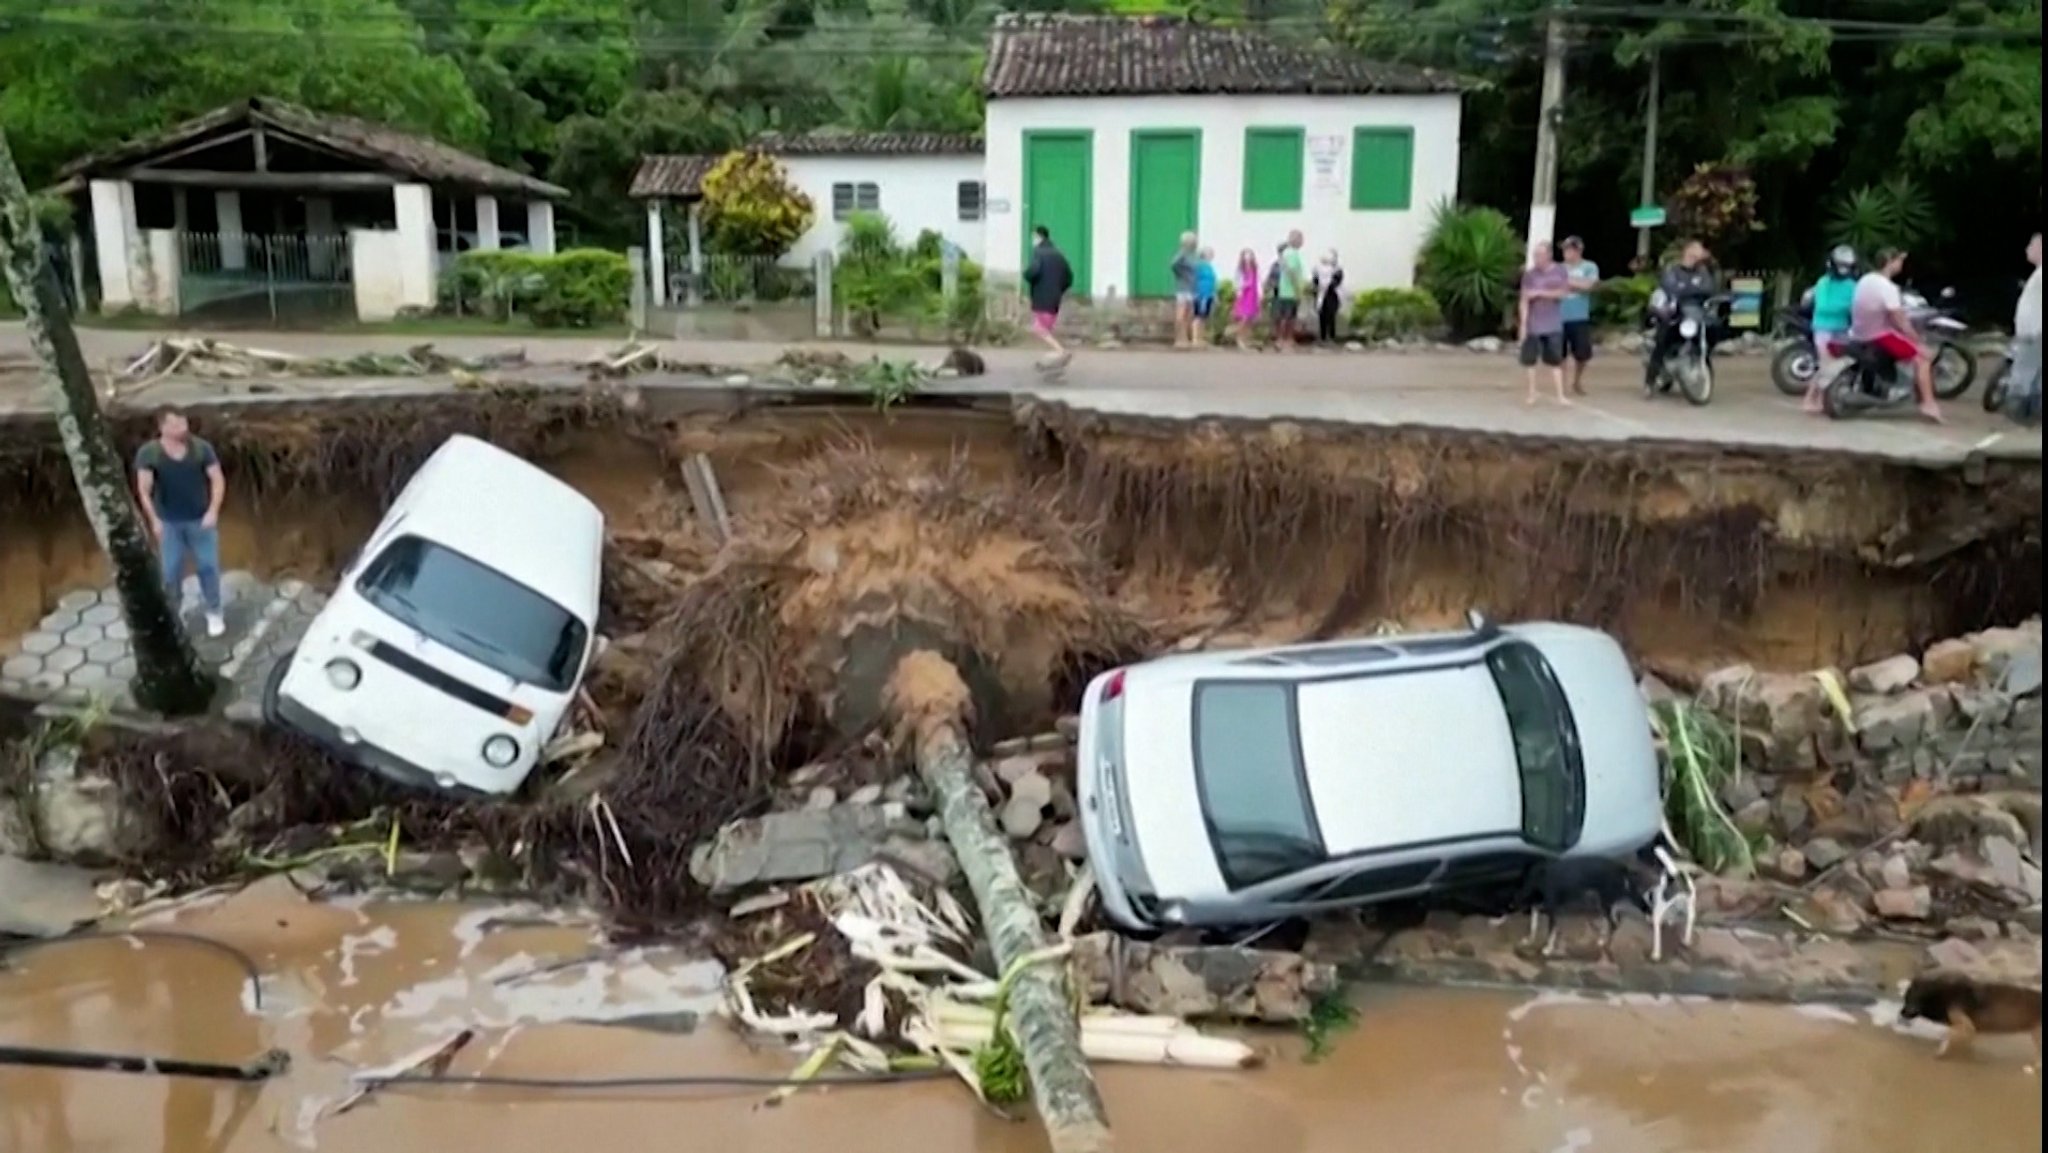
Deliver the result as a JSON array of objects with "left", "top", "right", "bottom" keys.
[{"left": 1024, "top": 225, "right": 1075, "bottom": 366}]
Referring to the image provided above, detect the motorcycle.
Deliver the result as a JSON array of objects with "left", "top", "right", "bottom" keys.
[
  {"left": 1820, "top": 336, "right": 1950, "bottom": 419},
  {"left": 1769, "top": 299, "right": 1819, "bottom": 395},
  {"left": 1770, "top": 286, "right": 1977, "bottom": 399},
  {"left": 1645, "top": 291, "right": 1730, "bottom": 406}
]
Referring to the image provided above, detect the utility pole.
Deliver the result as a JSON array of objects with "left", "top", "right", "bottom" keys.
[
  {"left": 1634, "top": 48, "right": 1662, "bottom": 270},
  {"left": 1526, "top": 7, "right": 1569, "bottom": 249},
  {"left": 0, "top": 128, "right": 216, "bottom": 716}
]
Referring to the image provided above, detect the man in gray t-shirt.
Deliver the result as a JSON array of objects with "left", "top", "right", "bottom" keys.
[{"left": 1518, "top": 242, "right": 1572, "bottom": 405}]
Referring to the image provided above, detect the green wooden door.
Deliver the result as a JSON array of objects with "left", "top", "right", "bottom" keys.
[
  {"left": 1128, "top": 130, "right": 1201, "bottom": 299},
  {"left": 1022, "top": 131, "right": 1093, "bottom": 298}
]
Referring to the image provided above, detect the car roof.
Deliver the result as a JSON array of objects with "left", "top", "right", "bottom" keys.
[
  {"left": 387, "top": 435, "right": 605, "bottom": 614},
  {"left": 1294, "top": 666, "right": 1522, "bottom": 853}
]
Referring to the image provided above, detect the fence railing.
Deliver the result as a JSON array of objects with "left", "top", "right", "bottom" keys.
[
  {"left": 666, "top": 254, "right": 814, "bottom": 306},
  {"left": 179, "top": 231, "right": 354, "bottom": 324}
]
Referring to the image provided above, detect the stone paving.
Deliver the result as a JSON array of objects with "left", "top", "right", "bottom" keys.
[{"left": 0, "top": 569, "right": 326, "bottom": 718}]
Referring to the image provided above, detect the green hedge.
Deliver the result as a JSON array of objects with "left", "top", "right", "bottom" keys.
[
  {"left": 442, "top": 248, "right": 631, "bottom": 328},
  {"left": 1347, "top": 287, "right": 1444, "bottom": 341},
  {"left": 1594, "top": 274, "right": 1657, "bottom": 329}
]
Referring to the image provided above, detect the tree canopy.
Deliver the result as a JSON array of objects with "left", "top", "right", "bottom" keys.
[{"left": 0, "top": 0, "right": 2036, "bottom": 281}]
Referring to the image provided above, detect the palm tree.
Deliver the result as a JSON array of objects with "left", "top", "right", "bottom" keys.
[{"left": 0, "top": 128, "right": 215, "bottom": 716}]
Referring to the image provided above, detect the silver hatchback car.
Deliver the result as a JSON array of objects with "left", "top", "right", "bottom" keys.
[{"left": 1075, "top": 614, "right": 1664, "bottom": 933}]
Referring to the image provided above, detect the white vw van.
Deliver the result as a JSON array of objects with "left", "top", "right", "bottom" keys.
[{"left": 264, "top": 434, "right": 605, "bottom": 798}]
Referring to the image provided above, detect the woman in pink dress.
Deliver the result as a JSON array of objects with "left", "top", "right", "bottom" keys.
[{"left": 1230, "top": 249, "right": 1262, "bottom": 350}]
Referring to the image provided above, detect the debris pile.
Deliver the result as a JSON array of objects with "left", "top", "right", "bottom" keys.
[
  {"left": 117, "top": 338, "right": 531, "bottom": 390},
  {"left": 713, "top": 863, "right": 1259, "bottom": 1111}
]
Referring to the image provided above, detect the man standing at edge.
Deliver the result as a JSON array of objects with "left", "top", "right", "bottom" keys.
[
  {"left": 1559, "top": 237, "right": 1600, "bottom": 396},
  {"left": 1023, "top": 225, "right": 1074, "bottom": 372},
  {"left": 1275, "top": 230, "right": 1307, "bottom": 351},
  {"left": 135, "top": 406, "right": 229, "bottom": 637},
  {"left": 1518, "top": 240, "right": 1573, "bottom": 405},
  {"left": 2010, "top": 231, "right": 2041, "bottom": 427}
]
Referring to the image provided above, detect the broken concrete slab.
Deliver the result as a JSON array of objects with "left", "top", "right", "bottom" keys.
[
  {"left": 0, "top": 856, "right": 105, "bottom": 938},
  {"left": 688, "top": 805, "right": 940, "bottom": 894},
  {"left": 1068, "top": 932, "right": 1340, "bottom": 1023}
]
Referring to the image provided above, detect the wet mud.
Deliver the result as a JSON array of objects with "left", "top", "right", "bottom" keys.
[{"left": 1, "top": 887, "right": 2039, "bottom": 1153}]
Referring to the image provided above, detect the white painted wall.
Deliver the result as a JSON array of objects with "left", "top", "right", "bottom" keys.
[
  {"left": 350, "top": 230, "right": 407, "bottom": 321},
  {"left": 777, "top": 154, "right": 986, "bottom": 267},
  {"left": 391, "top": 183, "right": 438, "bottom": 311},
  {"left": 88, "top": 179, "right": 140, "bottom": 310},
  {"left": 983, "top": 92, "right": 1462, "bottom": 298}
]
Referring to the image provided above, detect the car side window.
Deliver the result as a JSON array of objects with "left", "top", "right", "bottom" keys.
[{"left": 1308, "top": 860, "right": 1440, "bottom": 903}]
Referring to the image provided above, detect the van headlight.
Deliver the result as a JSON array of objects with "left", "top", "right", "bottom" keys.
[
  {"left": 481, "top": 735, "right": 520, "bottom": 768},
  {"left": 324, "top": 659, "right": 362, "bottom": 690}
]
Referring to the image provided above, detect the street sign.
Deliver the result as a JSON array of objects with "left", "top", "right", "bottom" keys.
[
  {"left": 1629, "top": 206, "right": 1667, "bottom": 229},
  {"left": 1729, "top": 276, "right": 1765, "bottom": 330}
]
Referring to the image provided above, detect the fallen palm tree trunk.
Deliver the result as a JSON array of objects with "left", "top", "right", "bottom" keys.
[
  {"left": 928, "top": 1001, "right": 1259, "bottom": 1069},
  {"left": 887, "top": 651, "right": 1115, "bottom": 1153}
]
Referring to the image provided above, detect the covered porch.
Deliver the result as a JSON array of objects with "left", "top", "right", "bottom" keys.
[{"left": 49, "top": 98, "right": 568, "bottom": 322}]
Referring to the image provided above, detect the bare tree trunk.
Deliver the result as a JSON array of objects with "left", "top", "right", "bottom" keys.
[
  {"left": 0, "top": 129, "right": 215, "bottom": 716},
  {"left": 915, "top": 717, "right": 1114, "bottom": 1153}
]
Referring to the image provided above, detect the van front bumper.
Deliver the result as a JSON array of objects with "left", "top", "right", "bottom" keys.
[{"left": 270, "top": 689, "right": 493, "bottom": 800}]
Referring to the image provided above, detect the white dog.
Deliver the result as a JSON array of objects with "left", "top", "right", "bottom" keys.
[{"left": 1648, "top": 839, "right": 1699, "bottom": 963}]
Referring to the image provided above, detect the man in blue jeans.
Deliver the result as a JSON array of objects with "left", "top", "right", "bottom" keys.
[{"left": 134, "top": 406, "right": 228, "bottom": 637}]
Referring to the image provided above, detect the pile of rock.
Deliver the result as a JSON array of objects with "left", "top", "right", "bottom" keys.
[{"left": 1696, "top": 618, "right": 2040, "bottom": 804}]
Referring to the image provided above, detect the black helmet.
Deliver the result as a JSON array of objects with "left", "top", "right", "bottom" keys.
[{"left": 1827, "top": 245, "right": 1858, "bottom": 278}]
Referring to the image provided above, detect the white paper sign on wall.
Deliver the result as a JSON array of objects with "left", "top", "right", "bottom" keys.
[
  {"left": 1308, "top": 135, "right": 1345, "bottom": 193},
  {"left": 987, "top": 198, "right": 1013, "bottom": 215}
]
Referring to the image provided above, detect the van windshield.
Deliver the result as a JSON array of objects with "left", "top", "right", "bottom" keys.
[{"left": 356, "top": 535, "right": 586, "bottom": 692}]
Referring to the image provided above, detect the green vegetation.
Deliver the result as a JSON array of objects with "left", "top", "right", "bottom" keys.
[
  {"left": 1346, "top": 287, "right": 1443, "bottom": 341},
  {"left": 0, "top": 0, "right": 2035, "bottom": 281},
  {"left": 1301, "top": 988, "right": 1358, "bottom": 1063},
  {"left": 1592, "top": 273, "right": 1656, "bottom": 330},
  {"left": 700, "top": 151, "right": 816, "bottom": 259},
  {"left": 1417, "top": 201, "right": 1522, "bottom": 339},
  {"left": 835, "top": 212, "right": 988, "bottom": 341},
  {"left": 1651, "top": 700, "right": 1758, "bottom": 877},
  {"left": 442, "top": 248, "right": 632, "bottom": 327}
]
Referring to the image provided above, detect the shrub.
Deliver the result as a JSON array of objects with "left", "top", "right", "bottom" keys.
[
  {"left": 443, "top": 248, "right": 630, "bottom": 328},
  {"left": 1669, "top": 163, "right": 1763, "bottom": 253},
  {"left": 1827, "top": 176, "right": 1938, "bottom": 257},
  {"left": 1346, "top": 287, "right": 1443, "bottom": 341},
  {"left": 837, "top": 214, "right": 987, "bottom": 340},
  {"left": 700, "top": 151, "right": 815, "bottom": 259},
  {"left": 1592, "top": 273, "right": 1656, "bottom": 329},
  {"left": 1416, "top": 200, "right": 1522, "bottom": 339}
]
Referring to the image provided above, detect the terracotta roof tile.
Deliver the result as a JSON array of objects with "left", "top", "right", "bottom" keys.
[
  {"left": 54, "top": 98, "right": 565, "bottom": 199},
  {"left": 631, "top": 134, "right": 983, "bottom": 199},
  {"left": 983, "top": 15, "right": 1468, "bottom": 100}
]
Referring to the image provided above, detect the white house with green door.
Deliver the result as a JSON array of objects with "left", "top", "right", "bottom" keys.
[{"left": 981, "top": 15, "right": 1468, "bottom": 301}]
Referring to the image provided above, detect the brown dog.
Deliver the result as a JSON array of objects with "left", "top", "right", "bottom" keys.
[{"left": 1899, "top": 974, "right": 2042, "bottom": 1063}]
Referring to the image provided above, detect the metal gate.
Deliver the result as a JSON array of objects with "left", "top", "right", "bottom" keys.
[{"left": 180, "top": 232, "right": 353, "bottom": 325}]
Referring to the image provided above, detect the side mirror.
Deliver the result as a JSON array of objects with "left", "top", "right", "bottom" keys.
[
  {"left": 1939, "top": 286, "right": 1957, "bottom": 301},
  {"left": 1466, "top": 608, "right": 1499, "bottom": 636}
]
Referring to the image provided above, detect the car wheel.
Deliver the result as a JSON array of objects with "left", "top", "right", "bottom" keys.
[{"left": 260, "top": 647, "right": 293, "bottom": 729}]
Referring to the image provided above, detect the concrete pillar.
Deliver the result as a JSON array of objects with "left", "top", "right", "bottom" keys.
[
  {"left": 814, "top": 251, "right": 834, "bottom": 338},
  {"left": 88, "top": 179, "right": 140, "bottom": 310},
  {"left": 645, "top": 199, "right": 666, "bottom": 307},
  {"left": 171, "top": 188, "right": 189, "bottom": 233},
  {"left": 305, "top": 195, "right": 336, "bottom": 275},
  {"left": 137, "top": 230, "right": 182, "bottom": 316},
  {"left": 475, "top": 194, "right": 501, "bottom": 250},
  {"left": 392, "top": 183, "right": 437, "bottom": 312},
  {"left": 526, "top": 199, "right": 556, "bottom": 254},
  {"left": 686, "top": 201, "right": 705, "bottom": 307},
  {"left": 214, "top": 190, "right": 246, "bottom": 270},
  {"left": 628, "top": 246, "right": 648, "bottom": 333}
]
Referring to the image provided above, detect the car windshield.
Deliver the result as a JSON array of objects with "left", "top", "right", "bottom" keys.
[
  {"left": 356, "top": 535, "right": 587, "bottom": 692},
  {"left": 1485, "top": 643, "right": 1585, "bottom": 852},
  {"left": 1192, "top": 682, "right": 1324, "bottom": 889}
]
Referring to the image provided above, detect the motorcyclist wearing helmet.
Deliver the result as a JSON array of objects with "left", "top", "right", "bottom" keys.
[
  {"left": 1801, "top": 245, "right": 1860, "bottom": 413},
  {"left": 1644, "top": 240, "right": 1719, "bottom": 390}
]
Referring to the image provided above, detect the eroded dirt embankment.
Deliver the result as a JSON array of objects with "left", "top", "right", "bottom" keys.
[
  {"left": 2, "top": 391, "right": 2039, "bottom": 920},
  {"left": 3, "top": 390, "right": 2039, "bottom": 671}
]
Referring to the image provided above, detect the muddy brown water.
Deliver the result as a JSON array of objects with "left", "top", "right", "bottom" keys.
[
  {"left": 1, "top": 883, "right": 2039, "bottom": 1153},
  {"left": 0, "top": 408, "right": 1988, "bottom": 673}
]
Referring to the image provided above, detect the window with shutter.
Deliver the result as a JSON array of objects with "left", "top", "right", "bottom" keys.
[
  {"left": 1350, "top": 128, "right": 1415, "bottom": 211},
  {"left": 1241, "top": 128, "right": 1305, "bottom": 211}
]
